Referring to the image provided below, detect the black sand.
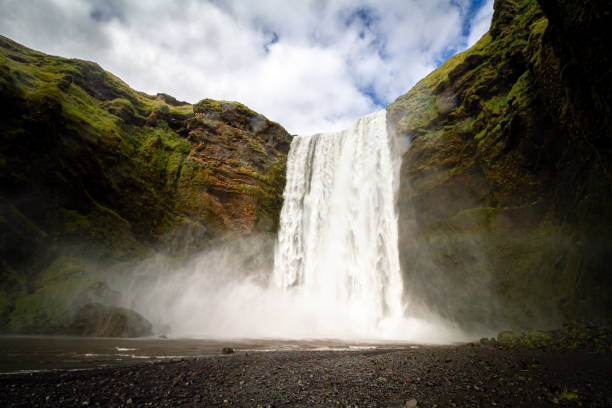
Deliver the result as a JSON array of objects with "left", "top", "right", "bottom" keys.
[{"left": 1, "top": 344, "right": 611, "bottom": 407}]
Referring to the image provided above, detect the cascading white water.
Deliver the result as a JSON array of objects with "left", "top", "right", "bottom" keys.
[{"left": 273, "top": 110, "right": 405, "bottom": 335}]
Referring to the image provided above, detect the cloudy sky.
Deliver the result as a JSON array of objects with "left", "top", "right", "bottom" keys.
[{"left": 0, "top": 0, "right": 493, "bottom": 135}]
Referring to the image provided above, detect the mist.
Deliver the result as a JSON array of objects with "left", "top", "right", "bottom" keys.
[
  {"left": 108, "top": 111, "right": 475, "bottom": 345},
  {"left": 109, "top": 237, "right": 469, "bottom": 344}
]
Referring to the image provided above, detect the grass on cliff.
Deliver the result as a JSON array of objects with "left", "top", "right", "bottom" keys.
[
  {"left": 383, "top": 0, "right": 610, "bottom": 329},
  {"left": 0, "top": 34, "right": 291, "bottom": 332}
]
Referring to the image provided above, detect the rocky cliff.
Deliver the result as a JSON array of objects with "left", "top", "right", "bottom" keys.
[
  {"left": 0, "top": 36, "right": 291, "bottom": 334},
  {"left": 2, "top": 0, "right": 610, "bottom": 337},
  {"left": 388, "top": 0, "right": 612, "bottom": 331}
]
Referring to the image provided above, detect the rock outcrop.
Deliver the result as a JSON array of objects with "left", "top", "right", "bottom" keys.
[
  {"left": 0, "top": 35, "right": 291, "bottom": 334},
  {"left": 73, "top": 303, "right": 152, "bottom": 338},
  {"left": 388, "top": 0, "right": 612, "bottom": 331}
]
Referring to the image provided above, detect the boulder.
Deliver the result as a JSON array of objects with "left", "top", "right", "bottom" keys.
[
  {"left": 497, "top": 330, "right": 519, "bottom": 345},
  {"left": 72, "top": 303, "right": 152, "bottom": 338}
]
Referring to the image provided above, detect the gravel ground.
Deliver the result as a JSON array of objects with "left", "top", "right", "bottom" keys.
[{"left": 1, "top": 344, "right": 611, "bottom": 407}]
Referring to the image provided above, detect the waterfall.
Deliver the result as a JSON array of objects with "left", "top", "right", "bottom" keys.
[
  {"left": 126, "top": 109, "right": 467, "bottom": 342},
  {"left": 273, "top": 110, "right": 405, "bottom": 335}
]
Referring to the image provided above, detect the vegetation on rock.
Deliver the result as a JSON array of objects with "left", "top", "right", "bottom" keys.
[
  {"left": 495, "top": 321, "right": 612, "bottom": 353},
  {"left": 0, "top": 35, "right": 291, "bottom": 335},
  {"left": 72, "top": 303, "right": 152, "bottom": 338},
  {"left": 388, "top": 0, "right": 612, "bottom": 331}
]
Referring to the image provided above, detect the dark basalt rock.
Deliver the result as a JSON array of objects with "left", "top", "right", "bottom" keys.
[{"left": 156, "top": 92, "right": 189, "bottom": 106}]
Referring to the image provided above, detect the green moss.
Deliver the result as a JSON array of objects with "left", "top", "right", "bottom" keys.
[
  {"left": 455, "top": 117, "right": 475, "bottom": 134},
  {"left": 196, "top": 98, "right": 223, "bottom": 111},
  {"left": 249, "top": 137, "right": 268, "bottom": 156},
  {"left": 73, "top": 302, "right": 152, "bottom": 337},
  {"left": 237, "top": 184, "right": 257, "bottom": 194},
  {"left": 9, "top": 257, "right": 94, "bottom": 330},
  {"left": 168, "top": 104, "right": 193, "bottom": 116},
  {"left": 483, "top": 95, "right": 509, "bottom": 115},
  {"left": 237, "top": 167, "right": 268, "bottom": 183},
  {"left": 529, "top": 18, "right": 548, "bottom": 37},
  {"left": 474, "top": 128, "right": 487, "bottom": 140},
  {"left": 62, "top": 208, "right": 92, "bottom": 233},
  {"left": 35, "top": 256, "right": 87, "bottom": 286},
  {"left": 61, "top": 83, "right": 118, "bottom": 133},
  {"left": 558, "top": 392, "right": 578, "bottom": 401},
  {"left": 506, "top": 71, "right": 532, "bottom": 104},
  {"left": 194, "top": 98, "right": 258, "bottom": 117},
  {"left": 85, "top": 191, "right": 131, "bottom": 229},
  {"left": 1, "top": 34, "right": 292, "bottom": 333},
  {"left": 520, "top": 330, "right": 552, "bottom": 348}
]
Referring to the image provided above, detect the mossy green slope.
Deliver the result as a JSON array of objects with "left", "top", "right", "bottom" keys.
[
  {"left": 0, "top": 35, "right": 291, "bottom": 334},
  {"left": 387, "top": 0, "right": 612, "bottom": 331}
]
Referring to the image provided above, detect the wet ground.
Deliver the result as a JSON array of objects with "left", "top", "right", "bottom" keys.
[
  {"left": 1, "top": 338, "right": 611, "bottom": 407},
  {"left": 0, "top": 335, "right": 413, "bottom": 373}
]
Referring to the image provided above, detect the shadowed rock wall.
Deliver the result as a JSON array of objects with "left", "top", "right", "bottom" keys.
[{"left": 388, "top": 0, "right": 612, "bottom": 331}]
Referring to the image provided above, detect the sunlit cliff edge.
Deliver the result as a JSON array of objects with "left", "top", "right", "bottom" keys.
[
  {"left": 0, "top": 35, "right": 291, "bottom": 335},
  {"left": 387, "top": 0, "right": 612, "bottom": 331}
]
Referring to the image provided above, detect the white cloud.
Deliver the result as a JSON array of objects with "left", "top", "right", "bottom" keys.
[
  {"left": 0, "top": 0, "right": 493, "bottom": 135},
  {"left": 466, "top": 0, "right": 495, "bottom": 47}
]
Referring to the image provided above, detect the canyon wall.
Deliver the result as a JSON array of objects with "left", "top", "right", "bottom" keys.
[{"left": 388, "top": 0, "right": 612, "bottom": 331}]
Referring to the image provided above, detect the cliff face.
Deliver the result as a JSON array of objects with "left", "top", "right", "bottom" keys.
[
  {"left": 0, "top": 36, "right": 291, "bottom": 333},
  {"left": 2, "top": 1, "right": 610, "bottom": 336},
  {"left": 388, "top": 0, "right": 612, "bottom": 331}
]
